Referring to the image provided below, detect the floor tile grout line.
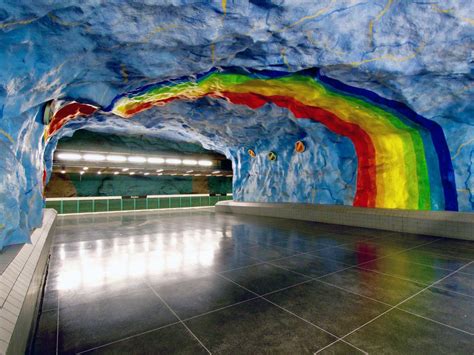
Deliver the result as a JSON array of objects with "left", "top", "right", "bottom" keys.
[
  {"left": 145, "top": 281, "right": 212, "bottom": 354},
  {"left": 354, "top": 266, "right": 474, "bottom": 299},
  {"left": 395, "top": 306, "right": 474, "bottom": 336},
  {"left": 364, "top": 254, "right": 472, "bottom": 273},
  {"left": 231, "top": 237, "right": 467, "bottom": 353},
  {"left": 395, "top": 241, "right": 474, "bottom": 261},
  {"left": 256, "top": 258, "right": 474, "bottom": 334},
  {"left": 231, "top": 235, "right": 392, "bottom": 275},
  {"left": 77, "top": 321, "right": 183, "bottom": 354},
  {"left": 314, "top": 260, "right": 474, "bottom": 354},
  {"left": 214, "top": 271, "right": 368, "bottom": 355},
  {"left": 246, "top": 238, "right": 443, "bottom": 298},
  {"left": 179, "top": 296, "right": 261, "bottom": 323},
  {"left": 55, "top": 293, "right": 59, "bottom": 355},
  {"left": 245, "top": 234, "right": 377, "bottom": 255},
  {"left": 311, "top": 279, "right": 474, "bottom": 336}
]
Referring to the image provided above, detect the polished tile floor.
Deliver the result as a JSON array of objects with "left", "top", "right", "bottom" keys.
[{"left": 31, "top": 208, "right": 473, "bottom": 354}]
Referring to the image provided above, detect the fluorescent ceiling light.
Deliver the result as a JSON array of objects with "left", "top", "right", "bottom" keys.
[
  {"left": 194, "top": 174, "right": 201, "bottom": 176},
  {"left": 97, "top": 171, "right": 102, "bottom": 175},
  {"left": 107, "top": 155, "right": 126, "bottom": 162},
  {"left": 212, "top": 170, "right": 220, "bottom": 174},
  {"left": 114, "top": 172, "right": 119, "bottom": 175},
  {"left": 129, "top": 172, "right": 135, "bottom": 175},
  {"left": 166, "top": 158, "right": 181, "bottom": 165},
  {"left": 144, "top": 172, "right": 150, "bottom": 176},
  {"left": 183, "top": 174, "right": 190, "bottom": 176},
  {"left": 83, "top": 153, "right": 106, "bottom": 162},
  {"left": 186, "top": 170, "right": 194, "bottom": 173},
  {"left": 147, "top": 157, "right": 165, "bottom": 164},
  {"left": 80, "top": 171, "right": 85, "bottom": 175},
  {"left": 157, "top": 173, "right": 163, "bottom": 176},
  {"left": 60, "top": 170, "right": 66, "bottom": 174},
  {"left": 183, "top": 159, "right": 198, "bottom": 166},
  {"left": 156, "top": 169, "right": 163, "bottom": 173},
  {"left": 57, "top": 153, "right": 81, "bottom": 161},
  {"left": 198, "top": 160, "right": 213, "bottom": 167},
  {"left": 128, "top": 156, "right": 146, "bottom": 163},
  {"left": 83, "top": 167, "right": 89, "bottom": 171},
  {"left": 122, "top": 168, "right": 129, "bottom": 172}
]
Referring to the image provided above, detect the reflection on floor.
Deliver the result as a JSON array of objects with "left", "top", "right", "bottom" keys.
[{"left": 32, "top": 208, "right": 473, "bottom": 354}]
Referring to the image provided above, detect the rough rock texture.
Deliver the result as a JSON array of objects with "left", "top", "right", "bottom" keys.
[{"left": 0, "top": 1, "right": 473, "bottom": 248}]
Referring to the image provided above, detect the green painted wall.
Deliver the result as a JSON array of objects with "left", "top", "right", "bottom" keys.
[{"left": 46, "top": 173, "right": 232, "bottom": 197}]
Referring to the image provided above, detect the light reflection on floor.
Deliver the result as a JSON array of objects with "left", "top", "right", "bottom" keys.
[
  {"left": 32, "top": 208, "right": 473, "bottom": 354},
  {"left": 56, "top": 228, "right": 229, "bottom": 291}
]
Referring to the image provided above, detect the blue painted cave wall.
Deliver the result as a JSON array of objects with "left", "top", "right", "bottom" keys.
[{"left": 0, "top": 1, "right": 473, "bottom": 248}]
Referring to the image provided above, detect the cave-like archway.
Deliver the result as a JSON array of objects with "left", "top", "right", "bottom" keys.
[{"left": 44, "top": 67, "right": 458, "bottom": 211}]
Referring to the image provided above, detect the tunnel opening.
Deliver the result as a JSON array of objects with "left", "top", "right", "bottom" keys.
[{"left": 44, "top": 129, "right": 233, "bottom": 214}]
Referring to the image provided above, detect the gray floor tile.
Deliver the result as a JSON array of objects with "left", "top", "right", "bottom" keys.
[
  {"left": 319, "top": 267, "right": 426, "bottom": 305},
  {"left": 221, "top": 263, "right": 310, "bottom": 295},
  {"left": 399, "top": 287, "right": 474, "bottom": 333},
  {"left": 58, "top": 287, "right": 178, "bottom": 353},
  {"left": 346, "top": 309, "right": 473, "bottom": 354},
  {"left": 271, "top": 253, "right": 349, "bottom": 278},
  {"left": 84, "top": 323, "right": 207, "bottom": 354},
  {"left": 185, "top": 298, "right": 339, "bottom": 354},
  {"left": 266, "top": 281, "right": 389, "bottom": 337},
  {"left": 151, "top": 274, "right": 255, "bottom": 319},
  {"left": 358, "top": 256, "right": 453, "bottom": 285}
]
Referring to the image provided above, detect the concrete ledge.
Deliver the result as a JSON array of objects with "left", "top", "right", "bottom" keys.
[
  {"left": 0, "top": 209, "right": 57, "bottom": 355},
  {"left": 215, "top": 201, "right": 474, "bottom": 240}
]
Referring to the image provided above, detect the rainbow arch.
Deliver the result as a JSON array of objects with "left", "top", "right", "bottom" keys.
[{"left": 47, "top": 68, "right": 458, "bottom": 211}]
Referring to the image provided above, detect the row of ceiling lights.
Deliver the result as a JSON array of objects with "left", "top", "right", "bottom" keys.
[
  {"left": 56, "top": 152, "right": 214, "bottom": 167},
  {"left": 59, "top": 167, "right": 230, "bottom": 177}
]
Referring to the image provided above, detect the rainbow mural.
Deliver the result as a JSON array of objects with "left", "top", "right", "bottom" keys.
[{"left": 46, "top": 68, "right": 458, "bottom": 211}]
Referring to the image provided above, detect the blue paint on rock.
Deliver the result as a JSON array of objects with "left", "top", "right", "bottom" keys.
[{"left": 0, "top": 1, "right": 472, "bottom": 248}]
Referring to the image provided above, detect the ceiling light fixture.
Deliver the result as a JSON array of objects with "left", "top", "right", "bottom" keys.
[
  {"left": 128, "top": 156, "right": 146, "bottom": 163},
  {"left": 166, "top": 158, "right": 181, "bottom": 165},
  {"left": 147, "top": 157, "right": 165, "bottom": 164},
  {"left": 107, "top": 155, "right": 127, "bottom": 162},
  {"left": 57, "top": 153, "right": 82, "bottom": 161},
  {"left": 114, "top": 172, "right": 119, "bottom": 175},
  {"left": 83, "top": 167, "right": 89, "bottom": 171},
  {"left": 156, "top": 169, "right": 163, "bottom": 173},
  {"left": 83, "top": 153, "right": 106, "bottom": 162},
  {"left": 182, "top": 159, "right": 198, "bottom": 166},
  {"left": 60, "top": 170, "right": 66, "bottom": 174},
  {"left": 80, "top": 171, "right": 85, "bottom": 175},
  {"left": 186, "top": 170, "right": 194, "bottom": 173},
  {"left": 144, "top": 172, "right": 150, "bottom": 176},
  {"left": 97, "top": 171, "right": 102, "bottom": 175},
  {"left": 122, "top": 168, "right": 129, "bottom": 172},
  {"left": 129, "top": 172, "right": 135, "bottom": 175},
  {"left": 198, "top": 160, "right": 213, "bottom": 167},
  {"left": 212, "top": 170, "right": 220, "bottom": 174}
]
